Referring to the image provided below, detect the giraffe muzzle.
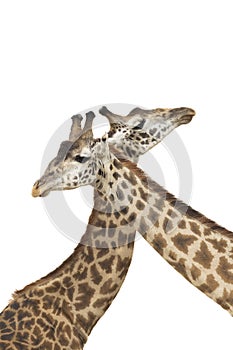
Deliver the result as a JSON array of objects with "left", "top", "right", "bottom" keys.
[
  {"left": 32, "top": 179, "right": 52, "bottom": 197},
  {"left": 170, "top": 107, "right": 196, "bottom": 125}
]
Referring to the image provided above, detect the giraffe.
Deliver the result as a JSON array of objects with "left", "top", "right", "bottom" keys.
[
  {"left": 0, "top": 106, "right": 193, "bottom": 349},
  {"left": 31, "top": 112, "right": 233, "bottom": 319},
  {"left": 101, "top": 106, "right": 233, "bottom": 314}
]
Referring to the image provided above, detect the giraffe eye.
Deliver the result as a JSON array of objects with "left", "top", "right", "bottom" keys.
[
  {"left": 132, "top": 120, "right": 145, "bottom": 130},
  {"left": 75, "top": 155, "right": 90, "bottom": 163}
]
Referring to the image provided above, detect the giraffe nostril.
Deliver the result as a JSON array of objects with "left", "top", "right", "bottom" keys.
[{"left": 33, "top": 180, "right": 40, "bottom": 189}]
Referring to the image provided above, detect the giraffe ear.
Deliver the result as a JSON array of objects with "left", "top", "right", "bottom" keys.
[
  {"left": 100, "top": 106, "right": 148, "bottom": 126},
  {"left": 127, "top": 107, "right": 146, "bottom": 117},
  {"left": 69, "top": 114, "right": 83, "bottom": 141},
  {"left": 56, "top": 140, "right": 73, "bottom": 161},
  {"left": 99, "top": 106, "right": 121, "bottom": 124}
]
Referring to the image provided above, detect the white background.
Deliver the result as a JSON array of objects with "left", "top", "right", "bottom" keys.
[{"left": 0, "top": 1, "right": 233, "bottom": 349}]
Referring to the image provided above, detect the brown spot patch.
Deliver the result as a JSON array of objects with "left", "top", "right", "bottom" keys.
[
  {"left": 203, "top": 228, "right": 212, "bottom": 236},
  {"left": 123, "top": 171, "right": 137, "bottom": 186},
  {"left": 117, "top": 255, "right": 132, "bottom": 279},
  {"left": 206, "top": 274, "right": 219, "bottom": 291},
  {"left": 61, "top": 300, "right": 74, "bottom": 324},
  {"left": 96, "top": 248, "right": 110, "bottom": 259},
  {"left": 108, "top": 220, "right": 117, "bottom": 229},
  {"left": 100, "top": 278, "right": 119, "bottom": 295},
  {"left": 75, "top": 283, "right": 95, "bottom": 310},
  {"left": 2, "top": 333, "right": 14, "bottom": 342},
  {"left": 225, "top": 290, "right": 233, "bottom": 306},
  {"left": 98, "top": 256, "right": 115, "bottom": 274},
  {"left": 163, "top": 217, "right": 174, "bottom": 233},
  {"left": 128, "top": 212, "right": 137, "bottom": 223},
  {"left": 216, "top": 256, "right": 233, "bottom": 284},
  {"left": 120, "top": 218, "right": 128, "bottom": 226},
  {"left": 21, "top": 298, "right": 41, "bottom": 317},
  {"left": 169, "top": 258, "right": 190, "bottom": 281},
  {"left": 199, "top": 274, "right": 219, "bottom": 294},
  {"left": 76, "top": 311, "right": 96, "bottom": 335},
  {"left": 90, "top": 265, "right": 103, "bottom": 285},
  {"left": 193, "top": 241, "right": 214, "bottom": 269},
  {"left": 46, "top": 281, "right": 61, "bottom": 294},
  {"left": 168, "top": 250, "right": 177, "bottom": 261},
  {"left": 73, "top": 265, "right": 88, "bottom": 281},
  {"left": 190, "top": 265, "right": 201, "bottom": 281},
  {"left": 67, "top": 286, "right": 75, "bottom": 302},
  {"left": 167, "top": 208, "right": 178, "bottom": 218},
  {"left": 40, "top": 341, "right": 53, "bottom": 350},
  {"left": 121, "top": 181, "right": 128, "bottom": 189},
  {"left": 83, "top": 247, "right": 94, "bottom": 263},
  {"left": 206, "top": 238, "right": 227, "bottom": 254},
  {"left": 71, "top": 338, "right": 82, "bottom": 349},
  {"left": 93, "top": 218, "right": 107, "bottom": 228},
  {"left": 113, "top": 158, "right": 123, "bottom": 170},
  {"left": 42, "top": 295, "right": 55, "bottom": 310},
  {"left": 216, "top": 289, "right": 231, "bottom": 310},
  {"left": 189, "top": 221, "right": 202, "bottom": 236},
  {"left": 186, "top": 207, "right": 202, "bottom": 219},
  {"left": 114, "top": 211, "right": 120, "bottom": 219},
  {"left": 93, "top": 297, "right": 110, "bottom": 308},
  {"left": 138, "top": 187, "right": 149, "bottom": 202},
  {"left": 31, "top": 325, "right": 43, "bottom": 345},
  {"left": 113, "top": 172, "right": 121, "bottom": 180},
  {"left": 60, "top": 324, "right": 72, "bottom": 346},
  {"left": 172, "top": 233, "right": 198, "bottom": 254},
  {"left": 136, "top": 200, "right": 145, "bottom": 211},
  {"left": 178, "top": 219, "right": 186, "bottom": 229},
  {"left": 116, "top": 255, "right": 131, "bottom": 272},
  {"left": 151, "top": 233, "right": 167, "bottom": 255},
  {"left": 131, "top": 188, "right": 137, "bottom": 196},
  {"left": 120, "top": 206, "right": 129, "bottom": 215},
  {"left": 33, "top": 289, "right": 44, "bottom": 298}
]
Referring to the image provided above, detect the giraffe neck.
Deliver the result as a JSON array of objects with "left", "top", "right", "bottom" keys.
[
  {"left": 142, "top": 186, "right": 233, "bottom": 315},
  {"left": 90, "top": 154, "right": 165, "bottom": 236},
  {"left": 0, "top": 212, "right": 135, "bottom": 349},
  {"left": 0, "top": 162, "right": 136, "bottom": 350},
  {"left": 93, "top": 153, "right": 233, "bottom": 315}
]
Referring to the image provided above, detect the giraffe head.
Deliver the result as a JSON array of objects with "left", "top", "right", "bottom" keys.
[
  {"left": 100, "top": 106, "right": 195, "bottom": 161},
  {"left": 32, "top": 112, "right": 98, "bottom": 197},
  {"left": 32, "top": 105, "right": 195, "bottom": 197}
]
